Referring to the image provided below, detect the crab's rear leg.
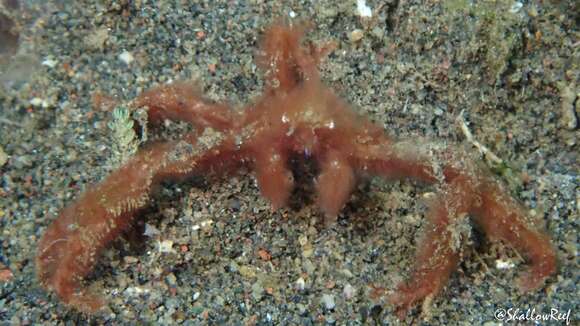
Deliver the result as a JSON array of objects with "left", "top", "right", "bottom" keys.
[
  {"left": 388, "top": 175, "right": 472, "bottom": 317},
  {"left": 355, "top": 140, "right": 556, "bottom": 317},
  {"left": 133, "top": 81, "right": 235, "bottom": 131},
  {"left": 471, "top": 178, "right": 557, "bottom": 292}
]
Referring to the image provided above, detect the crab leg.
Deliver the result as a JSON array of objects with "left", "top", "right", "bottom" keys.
[
  {"left": 471, "top": 177, "right": 557, "bottom": 292},
  {"left": 316, "top": 149, "right": 356, "bottom": 224},
  {"left": 388, "top": 175, "right": 471, "bottom": 318},
  {"left": 134, "top": 81, "right": 235, "bottom": 131},
  {"left": 253, "top": 144, "right": 294, "bottom": 210},
  {"left": 36, "top": 130, "right": 238, "bottom": 312},
  {"left": 355, "top": 139, "right": 556, "bottom": 316}
]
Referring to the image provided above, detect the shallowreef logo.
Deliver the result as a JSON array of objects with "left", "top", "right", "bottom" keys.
[{"left": 494, "top": 307, "right": 572, "bottom": 325}]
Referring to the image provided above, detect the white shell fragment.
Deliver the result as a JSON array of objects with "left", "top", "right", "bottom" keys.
[
  {"left": 356, "top": 0, "right": 373, "bottom": 18},
  {"left": 343, "top": 283, "right": 356, "bottom": 300},
  {"left": 158, "top": 239, "right": 175, "bottom": 253},
  {"left": 321, "top": 293, "right": 336, "bottom": 310},
  {"left": 495, "top": 259, "right": 516, "bottom": 270},
  {"left": 119, "top": 50, "right": 134, "bottom": 65}
]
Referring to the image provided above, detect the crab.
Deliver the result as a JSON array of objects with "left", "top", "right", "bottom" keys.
[{"left": 36, "top": 23, "right": 556, "bottom": 317}]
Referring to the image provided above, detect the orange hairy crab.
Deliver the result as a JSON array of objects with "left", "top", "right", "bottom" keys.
[{"left": 36, "top": 23, "right": 556, "bottom": 317}]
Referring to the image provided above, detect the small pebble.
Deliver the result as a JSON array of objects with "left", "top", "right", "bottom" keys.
[
  {"left": 143, "top": 223, "right": 160, "bottom": 237},
  {"left": 483, "top": 322, "right": 502, "bottom": 326},
  {"left": 321, "top": 294, "right": 335, "bottom": 310},
  {"left": 0, "top": 264, "right": 13, "bottom": 282},
  {"left": 295, "top": 277, "right": 305, "bottom": 291},
  {"left": 559, "top": 84, "right": 578, "bottom": 130},
  {"left": 356, "top": 0, "right": 373, "bottom": 18},
  {"left": 0, "top": 147, "right": 7, "bottom": 167},
  {"left": 303, "top": 259, "right": 316, "bottom": 274},
  {"left": 251, "top": 281, "right": 264, "bottom": 301},
  {"left": 343, "top": 283, "right": 355, "bottom": 300},
  {"left": 124, "top": 286, "right": 149, "bottom": 296},
  {"left": 509, "top": 1, "right": 523, "bottom": 14},
  {"left": 158, "top": 240, "right": 174, "bottom": 253},
  {"left": 239, "top": 265, "right": 256, "bottom": 278},
  {"left": 119, "top": 50, "right": 134, "bottom": 65},
  {"left": 340, "top": 268, "right": 353, "bottom": 278},
  {"left": 165, "top": 273, "right": 177, "bottom": 286},
  {"left": 41, "top": 57, "right": 58, "bottom": 68},
  {"left": 296, "top": 303, "right": 307, "bottom": 314},
  {"left": 349, "top": 29, "right": 365, "bottom": 43},
  {"left": 495, "top": 259, "right": 515, "bottom": 269},
  {"left": 124, "top": 256, "right": 138, "bottom": 264},
  {"left": 29, "top": 97, "right": 48, "bottom": 108}
]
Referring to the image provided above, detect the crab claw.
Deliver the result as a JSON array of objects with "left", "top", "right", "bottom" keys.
[
  {"left": 254, "top": 146, "right": 294, "bottom": 210},
  {"left": 316, "top": 150, "right": 355, "bottom": 225}
]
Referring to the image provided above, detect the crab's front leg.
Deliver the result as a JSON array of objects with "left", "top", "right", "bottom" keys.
[
  {"left": 134, "top": 81, "right": 235, "bottom": 131},
  {"left": 36, "top": 130, "right": 239, "bottom": 313}
]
